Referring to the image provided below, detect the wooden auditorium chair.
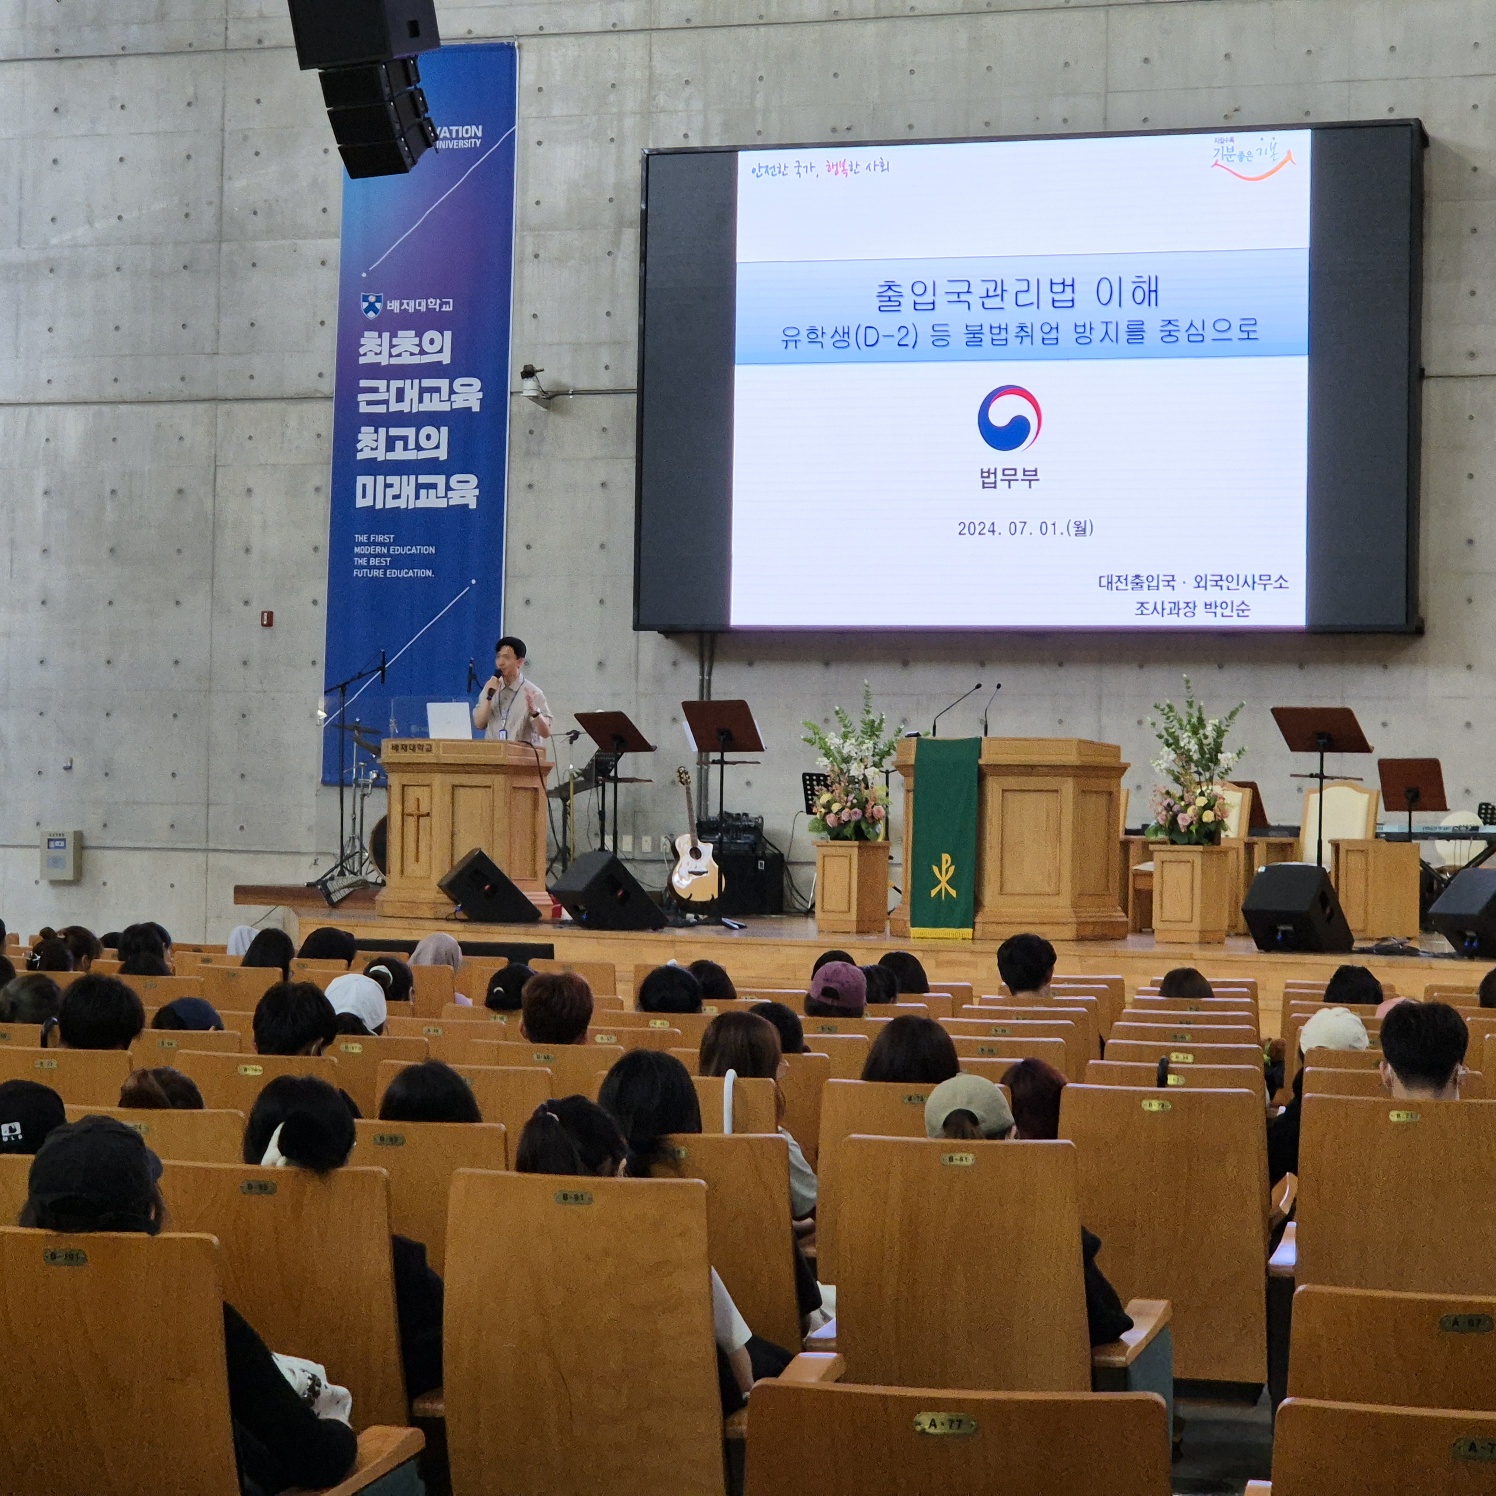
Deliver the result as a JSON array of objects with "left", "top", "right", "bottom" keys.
[
  {"left": 653, "top": 1131, "right": 803, "bottom": 1350},
  {"left": 1289, "top": 1284, "right": 1496, "bottom": 1409},
  {"left": 198, "top": 965, "right": 281, "bottom": 1008},
  {"left": 744, "top": 1382, "right": 1173, "bottom": 1496},
  {"left": 439, "top": 1169, "right": 842, "bottom": 1496},
  {"left": 1301, "top": 1065, "right": 1487, "bottom": 1099},
  {"left": 833, "top": 1136, "right": 1171, "bottom": 1403},
  {"left": 62, "top": 1104, "right": 246, "bottom": 1164},
  {"left": 0, "top": 1023, "right": 44, "bottom": 1048},
  {"left": 166, "top": 1050, "right": 340, "bottom": 1113},
  {"left": 529, "top": 956, "right": 618, "bottom": 994},
  {"left": 693, "top": 1074, "right": 778, "bottom": 1135},
  {"left": 942, "top": 1016, "right": 1090, "bottom": 1076},
  {"left": 948, "top": 1034, "right": 1072, "bottom": 1077},
  {"left": 328, "top": 1033, "right": 430, "bottom": 1116},
  {"left": 351, "top": 1117, "right": 506, "bottom": 1273},
  {"left": 0, "top": 1048, "right": 130, "bottom": 1107},
  {"left": 1247, "top": 1398, "right": 1496, "bottom": 1495},
  {"left": 1060, "top": 1083, "right": 1269, "bottom": 1384},
  {"left": 161, "top": 1160, "right": 408, "bottom": 1428},
  {"left": 1083, "top": 1059, "right": 1267, "bottom": 1102},
  {"left": 778, "top": 1051, "right": 832, "bottom": 1165},
  {"left": 1110, "top": 1021, "right": 1258, "bottom": 1050},
  {"left": 1102, "top": 1039, "right": 1262, "bottom": 1071},
  {"left": 0, "top": 1227, "right": 423, "bottom": 1496},
  {"left": 130, "top": 1029, "right": 244, "bottom": 1062}
]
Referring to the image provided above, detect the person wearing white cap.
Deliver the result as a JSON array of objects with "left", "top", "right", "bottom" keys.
[
  {"left": 1268, "top": 1005, "right": 1371, "bottom": 1186},
  {"left": 324, "top": 973, "right": 388, "bottom": 1037},
  {"left": 922, "top": 1074, "right": 1134, "bottom": 1349}
]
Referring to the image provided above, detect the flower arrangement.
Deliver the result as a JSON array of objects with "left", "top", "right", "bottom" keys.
[
  {"left": 802, "top": 684, "right": 900, "bottom": 842},
  {"left": 1146, "top": 676, "right": 1246, "bottom": 846}
]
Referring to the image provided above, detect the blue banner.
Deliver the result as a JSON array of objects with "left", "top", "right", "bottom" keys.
[{"left": 322, "top": 42, "right": 518, "bottom": 783}]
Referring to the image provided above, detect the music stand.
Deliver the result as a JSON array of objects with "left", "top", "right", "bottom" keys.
[
  {"left": 1378, "top": 758, "right": 1448, "bottom": 842},
  {"left": 802, "top": 771, "right": 830, "bottom": 816},
  {"left": 681, "top": 700, "right": 764, "bottom": 822},
  {"left": 1270, "top": 707, "right": 1374, "bottom": 869},
  {"left": 574, "top": 711, "right": 655, "bottom": 856}
]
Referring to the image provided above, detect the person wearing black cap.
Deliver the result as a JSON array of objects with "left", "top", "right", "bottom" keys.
[
  {"left": 151, "top": 997, "right": 225, "bottom": 1032},
  {"left": 0, "top": 1080, "right": 66, "bottom": 1155},
  {"left": 20, "top": 1117, "right": 357, "bottom": 1493}
]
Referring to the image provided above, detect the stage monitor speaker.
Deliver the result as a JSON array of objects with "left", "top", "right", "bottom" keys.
[
  {"left": 438, "top": 848, "right": 541, "bottom": 925},
  {"left": 550, "top": 850, "right": 666, "bottom": 932},
  {"left": 1242, "top": 862, "right": 1354, "bottom": 953},
  {"left": 287, "top": 0, "right": 440, "bottom": 71},
  {"left": 716, "top": 849, "right": 785, "bottom": 918},
  {"left": 1429, "top": 867, "right": 1496, "bottom": 958}
]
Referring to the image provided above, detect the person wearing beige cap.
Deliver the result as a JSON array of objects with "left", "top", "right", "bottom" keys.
[
  {"left": 922, "top": 1074, "right": 1133, "bottom": 1347},
  {"left": 1268, "top": 1005, "right": 1371, "bottom": 1186}
]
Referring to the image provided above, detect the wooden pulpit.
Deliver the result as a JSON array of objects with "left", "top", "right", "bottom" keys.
[
  {"left": 375, "top": 739, "right": 552, "bottom": 920},
  {"left": 891, "top": 738, "right": 1129, "bottom": 941}
]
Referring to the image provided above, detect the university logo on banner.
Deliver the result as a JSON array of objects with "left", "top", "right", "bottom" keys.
[{"left": 321, "top": 43, "right": 518, "bottom": 783}]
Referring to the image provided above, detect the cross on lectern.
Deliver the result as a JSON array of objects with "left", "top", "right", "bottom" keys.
[{"left": 401, "top": 794, "right": 432, "bottom": 869}]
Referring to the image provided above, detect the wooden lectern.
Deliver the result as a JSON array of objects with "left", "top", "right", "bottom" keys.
[
  {"left": 891, "top": 738, "right": 1129, "bottom": 941},
  {"left": 375, "top": 740, "right": 552, "bottom": 920}
]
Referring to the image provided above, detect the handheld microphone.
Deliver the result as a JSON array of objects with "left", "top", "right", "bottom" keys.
[
  {"left": 981, "top": 682, "right": 1003, "bottom": 736},
  {"left": 932, "top": 683, "right": 982, "bottom": 738}
]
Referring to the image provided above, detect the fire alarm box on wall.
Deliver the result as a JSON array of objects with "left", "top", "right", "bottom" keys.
[{"left": 41, "top": 830, "right": 82, "bottom": 883}]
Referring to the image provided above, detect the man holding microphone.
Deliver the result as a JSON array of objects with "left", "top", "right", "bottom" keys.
[{"left": 472, "top": 636, "right": 553, "bottom": 745}]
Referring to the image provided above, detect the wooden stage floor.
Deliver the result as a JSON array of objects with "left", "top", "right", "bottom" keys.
[{"left": 234, "top": 884, "right": 1479, "bottom": 1036}]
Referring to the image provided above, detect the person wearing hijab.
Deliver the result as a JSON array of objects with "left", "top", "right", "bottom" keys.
[
  {"left": 325, "top": 974, "right": 388, "bottom": 1036},
  {"left": 226, "top": 926, "right": 258, "bottom": 958},
  {"left": 410, "top": 933, "right": 462, "bottom": 972},
  {"left": 297, "top": 929, "right": 357, "bottom": 966}
]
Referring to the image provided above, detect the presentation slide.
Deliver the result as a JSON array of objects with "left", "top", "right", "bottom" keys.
[{"left": 729, "top": 131, "right": 1313, "bottom": 629}]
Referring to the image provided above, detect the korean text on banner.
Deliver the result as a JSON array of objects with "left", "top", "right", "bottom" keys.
[{"left": 321, "top": 42, "right": 518, "bottom": 783}]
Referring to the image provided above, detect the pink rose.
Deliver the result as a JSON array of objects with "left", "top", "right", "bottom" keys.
[{"left": 849, "top": 808, "right": 863, "bottom": 821}]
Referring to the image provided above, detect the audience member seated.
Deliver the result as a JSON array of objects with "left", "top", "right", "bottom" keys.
[
  {"left": 324, "top": 974, "right": 387, "bottom": 1038},
  {"left": 0, "top": 1079, "right": 66, "bottom": 1154},
  {"left": 699, "top": 1011, "right": 817, "bottom": 1218},
  {"left": 376, "top": 1060, "right": 482, "bottom": 1124},
  {"left": 751, "top": 1001, "right": 806, "bottom": 1056},
  {"left": 119, "top": 1067, "right": 205, "bottom": 1110},
  {"left": 152, "top": 997, "right": 224, "bottom": 1032},
  {"left": 0, "top": 954, "right": 14, "bottom": 991},
  {"left": 811, "top": 949, "right": 854, "bottom": 978},
  {"left": 59, "top": 926, "right": 103, "bottom": 973},
  {"left": 226, "top": 925, "right": 257, "bottom": 957},
  {"left": 590, "top": 1058, "right": 798, "bottom": 1407},
  {"left": 1322, "top": 962, "right": 1383, "bottom": 1007},
  {"left": 522, "top": 972, "right": 593, "bottom": 1044},
  {"left": 410, "top": 933, "right": 462, "bottom": 976},
  {"left": 1268, "top": 1005, "right": 1370, "bottom": 1185},
  {"left": 924, "top": 1074, "right": 1132, "bottom": 1346},
  {"left": 515, "top": 1094, "right": 628, "bottom": 1176},
  {"left": 28, "top": 933, "right": 73, "bottom": 973},
  {"left": 861, "top": 964, "right": 899, "bottom": 1005},
  {"left": 483, "top": 961, "right": 533, "bottom": 1012},
  {"left": 1001, "top": 1056, "right": 1068, "bottom": 1140},
  {"left": 638, "top": 963, "right": 703, "bottom": 1015},
  {"left": 58, "top": 975, "right": 145, "bottom": 1051},
  {"left": 242, "top": 928, "right": 295, "bottom": 981},
  {"left": 861, "top": 1015, "right": 960, "bottom": 1084},
  {"left": 1157, "top": 966, "right": 1214, "bottom": 1000},
  {"left": 364, "top": 957, "right": 414, "bottom": 1007},
  {"left": 243, "top": 1077, "right": 443, "bottom": 1398},
  {"left": 996, "top": 932, "right": 1056, "bottom": 1000},
  {"left": 252, "top": 982, "right": 338, "bottom": 1057},
  {"left": 688, "top": 959, "right": 737, "bottom": 1003},
  {"left": 22, "top": 1115, "right": 358, "bottom": 1492},
  {"left": 0, "top": 973, "right": 62, "bottom": 1026},
  {"left": 1481, "top": 968, "right": 1496, "bottom": 1009},
  {"left": 117, "top": 923, "right": 171, "bottom": 974},
  {"left": 297, "top": 927, "right": 357, "bottom": 966},
  {"left": 1379, "top": 999, "right": 1468, "bottom": 1101},
  {"left": 119, "top": 950, "right": 171, "bottom": 979},
  {"left": 877, "top": 950, "right": 929, "bottom": 995},
  {"left": 805, "top": 961, "right": 866, "bottom": 1019}
]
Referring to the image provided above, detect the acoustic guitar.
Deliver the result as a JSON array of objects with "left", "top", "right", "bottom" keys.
[{"left": 670, "top": 766, "right": 723, "bottom": 903}]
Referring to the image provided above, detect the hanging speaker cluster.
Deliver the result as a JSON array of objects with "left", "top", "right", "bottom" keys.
[{"left": 286, "top": 0, "right": 441, "bottom": 178}]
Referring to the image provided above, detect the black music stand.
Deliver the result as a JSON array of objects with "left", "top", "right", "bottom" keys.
[
  {"left": 681, "top": 699, "right": 764, "bottom": 822},
  {"left": 1379, "top": 758, "right": 1448, "bottom": 842},
  {"left": 574, "top": 711, "right": 655, "bottom": 856},
  {"left": 1271, "top": 707, "right": 1374, "bottom": 869}
]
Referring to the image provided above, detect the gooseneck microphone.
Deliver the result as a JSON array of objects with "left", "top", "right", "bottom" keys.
[
  {"left": 981, "top": 682, "right": 1003, "bottom": 736},
  {"left": 931, "top": 683, "right": 982, "bottom": 738}
]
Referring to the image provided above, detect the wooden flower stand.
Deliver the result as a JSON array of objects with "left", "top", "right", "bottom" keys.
[
  {"left": 814, "top": 839, "right": 891, "bottom": 936},
  {"left": 1151, "top": 843, "right": 1234, "bottom": 944}
]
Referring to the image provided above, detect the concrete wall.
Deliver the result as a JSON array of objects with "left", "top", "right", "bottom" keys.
[{"left": 1, "top": 0, "right": 1491, "bottom": 937}]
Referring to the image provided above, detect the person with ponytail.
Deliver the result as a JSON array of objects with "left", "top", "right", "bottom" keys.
[
  {"left": 243, "top": 1076, "right": 444, "bottom": 1397},
  {"left": 515, "top": 1091, "right": 787, "bottom": 1412}
]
